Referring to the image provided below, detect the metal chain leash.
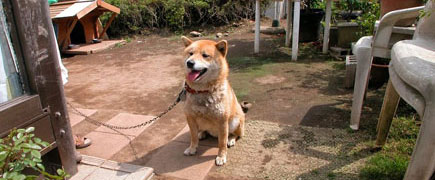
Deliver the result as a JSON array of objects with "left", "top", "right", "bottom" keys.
[{"left": 67, "top": 89, "right": 186, "bottom": 130}]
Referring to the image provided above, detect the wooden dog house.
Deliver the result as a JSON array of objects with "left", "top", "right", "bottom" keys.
[{"left": 50, "top": 0, "right": 121, "bottom": 54}]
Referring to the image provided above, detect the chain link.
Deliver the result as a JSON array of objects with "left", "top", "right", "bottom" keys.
[{"left": 67, "top": 89, "right": 185, "bottom": 130}]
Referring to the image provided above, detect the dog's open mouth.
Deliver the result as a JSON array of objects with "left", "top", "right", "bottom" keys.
[{"left": 187, "top": 68, "right": 207, "bottom": 82}]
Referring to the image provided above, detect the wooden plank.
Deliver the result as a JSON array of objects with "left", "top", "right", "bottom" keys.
[
  {"left": 76, "top": 2, "right": 98, "bottom": 19},
  {"left": 62, "top": 40, "right": 125, "bottom": 55},
  {"left": 0, "top": 95, "right": 43, "bottom": 135},
  {"left": 99, "top": 1, "right": 121, "bottom": 14},
  {"left": 99, "top": 12, "right": 116, "bottom": 38},
  {"left": 60, "top": 19, "right": 78, "bottom": 50},
  {"left": 375, "top": 80, "right": 400, "bottom": 147}
]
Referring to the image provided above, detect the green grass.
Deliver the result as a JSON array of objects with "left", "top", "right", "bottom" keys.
[{"left": 359, "top": 116, "right": 419, "bottom": 180}]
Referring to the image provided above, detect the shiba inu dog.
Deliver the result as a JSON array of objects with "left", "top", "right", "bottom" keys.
[{"left": 181, "top": 36, "right": 249, "bottom": 166}]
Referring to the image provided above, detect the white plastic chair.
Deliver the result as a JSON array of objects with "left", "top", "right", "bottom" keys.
[
  {"left": 375, "top": 1, "right": 435, "bottom": 179},
  {"left": 349, "top": 5, "right": 424, "bottom": 130}
]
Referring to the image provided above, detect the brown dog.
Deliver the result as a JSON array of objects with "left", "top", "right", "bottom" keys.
[{"left": 181, "top": 36, "right": 246, "bottom": 166}]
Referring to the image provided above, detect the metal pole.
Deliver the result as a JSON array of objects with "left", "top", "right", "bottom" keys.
[
  {"left": 292, "top": 0, "right": 300, "bottom": 60},
  {"left": 322, "top": 0, "right": 332, "bottom": 54},
  {"left": 255, "top": 0, "right": 260, "bottom": 53}
]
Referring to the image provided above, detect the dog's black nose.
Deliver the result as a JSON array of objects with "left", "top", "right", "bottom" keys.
[{"left": 186, "top": 60, "right": 195, "bottom": 69}]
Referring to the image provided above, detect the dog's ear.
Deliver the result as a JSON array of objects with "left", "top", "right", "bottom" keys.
[
  {"left": 181, "top": 36, "right": 193, "bottom": 47},
  {"left": 215, "top": 40, "right": 228, "bottom": 57}
]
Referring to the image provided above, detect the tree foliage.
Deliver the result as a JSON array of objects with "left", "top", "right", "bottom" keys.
[{"left": 102, "top": 0, "right": 271, "bottom": 36}]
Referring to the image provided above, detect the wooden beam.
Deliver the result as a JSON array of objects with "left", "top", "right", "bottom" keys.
[
  {"left": 254, "top": 0, "right": 260, "bottom": 53},
  {"left": 99, "top": 12, "right": 116, "bottom": 38},
  {"left": 322, "top": 0, "right": 333, "bottom": 54},
  {"left": 99, "top": 1, "right": 121, "bottom": 14},
  {"left": 76, "top": 2, "right": 98, "bottom": 19},
  {"left": 60, "top": 19, "right": 78, "bottom": 50},
  {"left": 375, "top": 80, "right": 400, "bottom": 147}
]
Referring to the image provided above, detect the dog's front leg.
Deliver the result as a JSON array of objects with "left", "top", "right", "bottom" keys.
[
  {"left": 216, "top": 120, "right": 229, "bottom": 166},
  {"left": 184, "top": 116, "right": 199, "bottom": 156}
]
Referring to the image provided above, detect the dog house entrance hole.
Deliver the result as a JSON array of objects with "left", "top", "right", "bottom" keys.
[{"left": 70, "top": 21, "right": 86, "bottom": 45}]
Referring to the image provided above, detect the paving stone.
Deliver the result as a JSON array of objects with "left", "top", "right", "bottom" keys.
[
  {"left": 70, "top": 164, "right": 98, "bottom": 180},
  {"left": 68, "top": 108, "right": 97, "bottom": 127},
  {"left": 84, "top": 167, "right": 129, "bottom": 180},
  {"left": 81, "top": 155, "right": 106, "bottom": 166},
  {"left": 79, "top": 131, "right": 134, "bottom": 159},
  {"left": 145, "top": 141, "right": 218, "bottom": 180},
  {"left": 102, "top": 160, "right": 145, "bottom": 173},
  {"left": 173, "top": 126, "right": 218, "bottom": 147},
  {"left": 94, "top": 113, "right": 155, "bottom": 137},
  {"left": 124, "top": 168, "right": 154, "bottom": 180}
]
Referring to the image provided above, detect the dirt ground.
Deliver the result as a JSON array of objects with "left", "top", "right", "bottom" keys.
[{"left": 64, "top": 19, "right": 386, "bottom": 179}]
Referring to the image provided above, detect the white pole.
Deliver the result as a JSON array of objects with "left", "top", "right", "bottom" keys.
[
  {"left": 279, "top": 1, "right": 284, "bottom": 19},
  {"left": 255, "top": 0, "right": 260, "bottom": 53},
  {"left": 292, "top": 0, "right": 300, "bottom": 61},
  {"left": 285, "top": 0, "right": 293, "bottom": 47},
  {"left": 322, "top": 0, "right": 332, "bottom": 54},
  {"left": 274, "top": 1, "right": 278, "bottom": 20}
]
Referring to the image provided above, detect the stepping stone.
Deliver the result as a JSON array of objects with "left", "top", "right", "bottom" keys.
[
  {"left": 79, "top": 113, "right": 155, "bottom": 159},
  {"left": 68, "top": 108, "right": 97, "bottom": 127},
  {"left": 70, "top": 155, "right": 154, "bottom": 180},
  {"left": 94, "top": 113, "right": 155, "bottom": 137},
  {"left": 146, "top": 126, "right": 218, "bottom": 180},
  {"left": 145, "top": 141, "right": 218, "bottom": 180},
  {"left": 173, "top": 126, "right": 217, "bottom": 147}
]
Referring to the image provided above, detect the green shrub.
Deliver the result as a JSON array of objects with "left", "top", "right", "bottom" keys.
[
  {"left": 0, "top": 127, "right": 69, "bottom": 180},
  {"left": 101, "top": 0, "right": 271, "bottom": 36},
  {"left": 354, "top": 0, "right": 380, "bottom": 36}
]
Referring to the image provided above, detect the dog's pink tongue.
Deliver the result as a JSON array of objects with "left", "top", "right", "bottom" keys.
[{"left": 187, "top": 71, "right": 201, "bottom": 81}]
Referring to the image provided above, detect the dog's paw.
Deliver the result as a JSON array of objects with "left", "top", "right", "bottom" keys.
[
  {"left": 227, "top": 138, "right": 236, "bottom": 147},
  {"left": 184, "top": 147, "right": 197, "bottom": 156},
  {"left": 198, "top": 131, "right": 207, "bottom": 140},
  {"left": 215, "top": 156, "right": 227, "bottom": 166}
]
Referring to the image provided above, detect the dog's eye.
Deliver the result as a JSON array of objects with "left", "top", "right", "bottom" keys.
[
  {"left": 189, "top": 52, "right": 193, "bottom": 56},
  {"left": 202, "top": 54, "right": 209, "bottom": 58}
]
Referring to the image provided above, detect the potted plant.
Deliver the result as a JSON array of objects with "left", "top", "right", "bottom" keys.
[{"left": 299, "top": 0, "right": 325, "bottom": 42}]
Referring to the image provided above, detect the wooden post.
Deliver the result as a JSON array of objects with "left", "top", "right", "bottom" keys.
[
  {"left": 99, "top": 12, "right": 116, "bottom": 39},
  {"left": 292, "top": 0, "right": 300, "bottom": 60},
  {"left": 375, "top": 80, "right": 400, "bottom": 147},
  {"left": 60, "top": 19, "right": 78, "bottom": 50},
  {"left": 10, "top": 0, "right": 78, "bottom": 175},
  {"left": 322, "top": 0, "right": 333, "bottom": 54},
  {"left": 255, "top": 0, "right": 260, "bottom": 54},
  {"left": 285, "top": 0, "right": 292, "bottom": 47}
]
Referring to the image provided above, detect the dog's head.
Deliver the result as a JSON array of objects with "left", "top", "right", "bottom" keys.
[{"left": 181, "top": 36, "right": 229, "bottom": 86}]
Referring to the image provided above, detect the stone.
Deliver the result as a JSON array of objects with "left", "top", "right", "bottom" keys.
[
  {"left": 216, "top": 33, "right": 223, "bottom": 38},
  {"left": 190, "top": 31, "right": 202, "bottom": 37}
]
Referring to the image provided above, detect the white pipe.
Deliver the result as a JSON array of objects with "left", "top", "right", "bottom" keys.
[
  {"left": 285, "top": 0, "right": 293, "bottom": 47},
  {"left": 292, "top": 0, "right": 300, "bottom": 61},
  {"left": 274, "top": 1, "right": 278, "bottom": 20},
  {"left": 255, "top": 0, "right": 260, "bottom": 53},
  {"left": 322, "top": 0, "right": 332, "bottom": 54}
]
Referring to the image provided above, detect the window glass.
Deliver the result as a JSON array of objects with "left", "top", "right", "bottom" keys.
[{"left": 0, "top": 0, "right": 24, "bottom": 103}]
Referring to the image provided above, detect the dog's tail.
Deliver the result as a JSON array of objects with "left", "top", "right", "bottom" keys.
[{"left": 240, "top": 101, "right": 252, "bottom": 113}]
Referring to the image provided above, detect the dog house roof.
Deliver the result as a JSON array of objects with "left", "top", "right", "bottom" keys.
[{"left": 50, "top": 0, "right": 120, "bottom": 20}]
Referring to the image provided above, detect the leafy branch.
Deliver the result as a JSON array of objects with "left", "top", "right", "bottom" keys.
[{"left": 0, "top": 127, "right": 69, "bottom": 180}]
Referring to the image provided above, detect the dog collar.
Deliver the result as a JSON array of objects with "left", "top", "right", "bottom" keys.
[{"left": 185, "top": 83, "right": 209, "bottom": 94}]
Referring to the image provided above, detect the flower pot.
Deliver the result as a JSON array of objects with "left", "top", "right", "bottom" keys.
[
  {"left": 380, "top": 0, "right": 423, "bottom": 26},
  {"left": 337, "top": 22, "right": 361, "bottom": 48},
  {"left": 299, "top": 9, "right": 325, "bottom": 42}
]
